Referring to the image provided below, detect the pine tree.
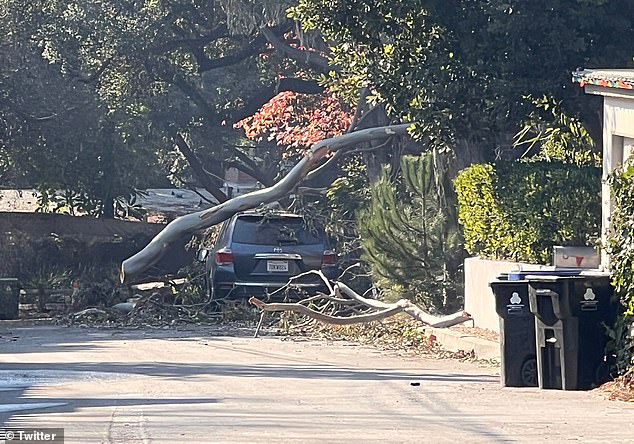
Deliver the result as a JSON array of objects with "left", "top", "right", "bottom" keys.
[{"left": 359, "top": 152, "right": 464, "bottom": 313}]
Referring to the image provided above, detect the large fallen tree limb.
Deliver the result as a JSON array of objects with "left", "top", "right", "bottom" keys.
[
  {"left": 120, "top": 124, "right": 412, "bottom": 282},
  {"left": 249, "top": 297, "right": 405, "bottom": 325},
  {"left": 335, "top": 283, "right": 470, "bottom": 328},
  {"left": 248, "top": 270, "right": 471, "bottom": 330},
  {"left": 250, "top": 295, "right": 471, "bottom": 328}
]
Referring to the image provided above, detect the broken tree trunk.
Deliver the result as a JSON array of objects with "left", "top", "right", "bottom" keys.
[{"left": 120, "top": 124, "right": 412, "bottom": 282}]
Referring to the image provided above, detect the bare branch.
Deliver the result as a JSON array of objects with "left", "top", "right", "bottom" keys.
[
  {"left": 338, "top": 262, "right": 366, "bottom": 279},
  {"left": 336, "top": 282, "right": 471, "bottom": 328},
  {"left": 266, "top": 269, "right": 334, "bottom": 298},
  {"left": 296, "top": 186, "right": 327, "bottom": 195},
  {"left": 261, "top": 26, "right": 334, "bottom": 73},
  {"left": 174, "top": 133, "right": 228, "bottom": 203},
  {"left": 304, "top": 136, "right": 393, "bottom": 182},
  {"left": 249, "top": 297, "right": 404, "bottom": 325},
  {"left": 249, "top": 292, "right": 471, "bottom": 328},
  {"left": 303, "top": 151, "right": 342, "bottom": 182},
  {"left": 333, "top": 283, "right": 389, "bottom": 310},
  {"left": 346, "top": 88, "right": 371, "bottom": 133},
  {"left": 300, "top": 293, "right": 358, "bottom": 306},
  {"left": 249, "top": 265, "right": 470, "bottom": 330}
]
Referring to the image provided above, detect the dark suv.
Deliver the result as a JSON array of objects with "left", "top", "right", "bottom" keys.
[{"left": 199, "top": 211, "right": 337, "bottom": 300}]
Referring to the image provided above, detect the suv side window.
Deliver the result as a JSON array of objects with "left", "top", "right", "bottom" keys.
[{"left": 214, "top": 219, "right": 233, "bottom": 247}]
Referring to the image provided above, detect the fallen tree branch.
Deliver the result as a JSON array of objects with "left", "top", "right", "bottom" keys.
[
  {"left": 249, "top": 297, "right": 404, "bottom": 325},
  {"left": 336, "top": 282, "right": 471, "bottom": 327},
  {"left": 120, "top": 123, "right": 412, "bottom": 282},
  {"left": 266, "top": 269, "right": 335, "bottom": 298},
  {"left": 249, "top": 282, "right": 472, "bottom": 329}
]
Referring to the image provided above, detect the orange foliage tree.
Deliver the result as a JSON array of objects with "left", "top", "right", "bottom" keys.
[{"left": 235, "top": 89, "right": 353, "bottom": 158}]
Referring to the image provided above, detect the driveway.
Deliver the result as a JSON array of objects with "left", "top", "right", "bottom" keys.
[{"left": 0, "top": 326, "right": 632, "bottom": 443}]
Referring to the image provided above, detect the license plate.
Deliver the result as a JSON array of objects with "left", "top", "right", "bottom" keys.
[{"left": 267, "top": 260, "right": 289, "bottom": 272}]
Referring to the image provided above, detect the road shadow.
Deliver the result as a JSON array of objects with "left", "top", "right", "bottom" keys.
[
  {"left": 0, "top": 382, "right": 220, "bottom": 427},
  {"left": 0, "top": 327, "right": 508, "bottom": 442},
  {"left": 0, "top": 361, "right": 498, "bottom": 384},
  {"left": 0, "top": 325, "right": 258, "bottom": 355}
]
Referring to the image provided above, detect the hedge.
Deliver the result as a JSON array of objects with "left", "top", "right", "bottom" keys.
[{"left": 454, "top": 161, "right": 601, "bottom": 264}]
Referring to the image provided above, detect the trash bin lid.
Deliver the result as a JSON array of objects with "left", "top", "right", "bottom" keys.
[{"left": 508, "top": 269, "right": 583, "bottom": 281}]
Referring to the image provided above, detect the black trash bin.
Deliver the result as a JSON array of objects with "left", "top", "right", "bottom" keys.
[
  {"left": 0, "top": 278, "right": 20, "bottom": 320},
  {"left": 490, "top": 277, "right": 538, "bottom": 387},
  {"left": 527, "top": 274, "right": 616, "bottom": 390}
]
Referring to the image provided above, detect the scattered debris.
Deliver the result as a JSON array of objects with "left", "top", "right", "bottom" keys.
[
  {"left": 111, "top": 301, "right": 137, "bottom": 314},
  {"left": 279, "top": 313, "right": 497, "bottom": 365},
  {"left": 450, "top": 325, "right": 500, "bottom": 343},
  {"left": 16, "top": 273, "right": 496, "bottom": 366},
  {"left": 53, "top": 291, "right": 263, "bottom": 330},
  {"left": 249, "top": 275, "right": 472, "bottom": 329},
  {"left": 596, "top": 371, "right": 634, "bottom": 402},
  {"left": 72, "top": 308, "right": 108, "bottom": 318}
]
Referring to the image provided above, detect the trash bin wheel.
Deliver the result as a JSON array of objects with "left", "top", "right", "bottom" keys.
[{"left": 521, "top": 357, "right": 538, "bottom": 386}]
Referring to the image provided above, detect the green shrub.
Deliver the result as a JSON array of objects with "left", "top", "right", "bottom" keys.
[
  {"left": 454, "top": 161, "right": 601, "bottom": 264},
  {"left": 605, "top": 164, "right": 634, "bottom": 373},
  {"left": 359, "top": 153, "right": 464, "bottom": 313}
]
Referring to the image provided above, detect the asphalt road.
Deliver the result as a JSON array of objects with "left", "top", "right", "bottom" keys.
[{"left": 0, "top": 326, "right": 632, "bottom": 443}]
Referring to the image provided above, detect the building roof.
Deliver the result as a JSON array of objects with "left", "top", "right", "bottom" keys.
[{"left": 572, "top": 69, "right": 634, "bottom": 91}]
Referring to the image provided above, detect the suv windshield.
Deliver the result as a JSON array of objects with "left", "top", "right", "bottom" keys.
[{"left": 232, "top": 215, "right": 323, "bottom": 246}]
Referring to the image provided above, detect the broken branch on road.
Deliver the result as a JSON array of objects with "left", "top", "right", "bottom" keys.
[{"left": 249, "top": 270, "right": 471, "bottom": 335}]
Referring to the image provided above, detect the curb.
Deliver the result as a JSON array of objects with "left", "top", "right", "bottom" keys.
[
  {"left": 0, "top": 318, "right": 56, "bottom": 328},
  {"left": 425, "top": 326, "right": 500, "bottom": 361}
]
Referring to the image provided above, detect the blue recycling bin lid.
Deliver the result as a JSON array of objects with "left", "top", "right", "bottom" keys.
[{"left": 507, "top": 269, "right": 583, "bottom": 281}]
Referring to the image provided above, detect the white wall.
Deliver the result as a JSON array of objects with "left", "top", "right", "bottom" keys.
[
  {"left": 463, "top": 257, "right": 551, "bottom": 333},
  {"left": 601, "top": 96, "right": 634, "bottom": 268}
]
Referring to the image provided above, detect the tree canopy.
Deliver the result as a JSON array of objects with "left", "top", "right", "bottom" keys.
[
  {"left": 1, "top": 0, "right": 632, "bottom": 216},
  {"left": 291, "top": 0, "right": 633, "bottom": 158},
  {"left": 2, "top": 0, "right": 330, "bottom": 212}
]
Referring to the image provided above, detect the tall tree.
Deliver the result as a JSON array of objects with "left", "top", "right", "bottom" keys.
[
  {"left": 0, "top": 7, "right": 160, "bottom": 216},
  {"left": 360, "top": 153, "right": 464, "bottom": 313},
  {"left": 6, "top": 0, "right": 330, "bottom": 204},
  {"left": 290, "top": 0, "right": 634, "bottom": 161}
]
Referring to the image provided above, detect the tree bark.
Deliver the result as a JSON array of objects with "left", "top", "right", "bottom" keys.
[
  {"left": 173, "top": 133, "right": 228, "bottom": 203},
  {"left": 261, "top": 26, "right": 334, "bottom": 74},
  {"left": 120, "top": 124, "right": 412, "bottom": 282},
  {"left": 249, "top": 281, "right": 471, "bottom": 328}
]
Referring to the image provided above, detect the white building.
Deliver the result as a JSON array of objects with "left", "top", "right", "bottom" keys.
[{"left": 572, "top": 69, "right": 634, "bottom": 267}]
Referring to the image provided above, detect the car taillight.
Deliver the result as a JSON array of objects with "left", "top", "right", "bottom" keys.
[
  {"left": 215, "top": 249, "right": 234, "bottom": 265},
  {"left": 321, "top": 250, "right": 336, "bottom": 266}
]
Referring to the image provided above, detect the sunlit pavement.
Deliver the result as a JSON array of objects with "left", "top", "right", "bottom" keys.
[{"left": 1, "top": 326, "right": 632, "bottom": 443}]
